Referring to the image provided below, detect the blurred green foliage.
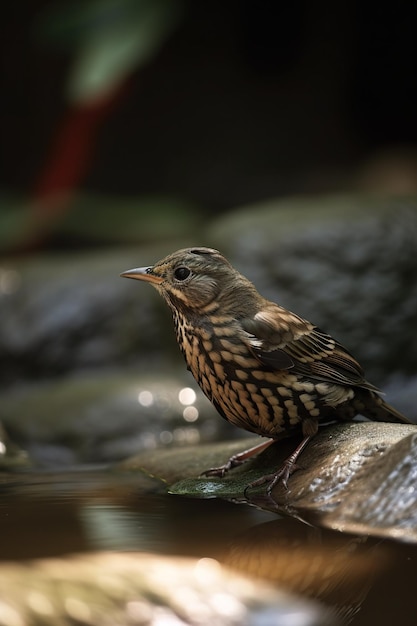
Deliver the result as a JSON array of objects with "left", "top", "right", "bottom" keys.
[
  {"left": 0, "top": 192, "right": 199, "bottom": 252},
  {"left": 36, "top": 0, "right": 183, "bottom": 103}
]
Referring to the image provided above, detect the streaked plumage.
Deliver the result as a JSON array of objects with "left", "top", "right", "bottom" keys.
[{"left": 121, "top": 247, "right": 411, "bottom": 493}]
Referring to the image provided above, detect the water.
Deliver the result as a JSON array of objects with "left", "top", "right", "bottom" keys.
[{"left": 0, "top": 468, "right": 416, "bottom": 625}]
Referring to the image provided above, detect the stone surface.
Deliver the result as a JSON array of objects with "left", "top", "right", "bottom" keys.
[
  {"left": 132, "top": 422, "right": 417, "bottom": 543},
  {"left": 264, "top": 423, "right": 417, "bottom": 543},
  {"left": 0, "top": 552, "right": 333, "bottom": 626},
  {"left": 1, "top": 371, "right": 237, "bottom": 466},
  {"left": 0, "top": 244, "right": 186, "bottom": 385}
]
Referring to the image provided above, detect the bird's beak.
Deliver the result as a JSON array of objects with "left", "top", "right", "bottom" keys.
[{"left": 120, "top": 266, "right": 163, "bottom": 285}]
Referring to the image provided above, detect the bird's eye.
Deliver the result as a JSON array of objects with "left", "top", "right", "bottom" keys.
[{"left": 174, "top": 266, "right": 191, "bottom": 281}]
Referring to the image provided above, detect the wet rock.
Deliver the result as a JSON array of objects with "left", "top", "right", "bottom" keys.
[
  {"left": 0, "top": 552, "right": 333, "bottom": 626},
  {"left": 0, "top": 245, "right": 185, "bottom": 385},
  {"left": 315, "top": 426, "right": 417, "bottom": 540},
  {"left": 132, "top": 422, "right": 417, "bottom": 543},
  {"left": 1, "top": 371, "right": 239, "bottom": 466},
  {"left": 120, "top": 437, "right": 259, "bottom": 486}
]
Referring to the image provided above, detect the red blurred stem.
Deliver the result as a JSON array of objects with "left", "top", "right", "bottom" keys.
[
  {"left": 34, "top": 85, "right": 126, "bottom": 207},
  {"left": 15, "top": 82, "right": 128, "bottom": 252}
]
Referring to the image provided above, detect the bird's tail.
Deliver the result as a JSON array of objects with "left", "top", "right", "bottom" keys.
[{"left": 361, "top": 392, "right": 413, "bottom": 424}]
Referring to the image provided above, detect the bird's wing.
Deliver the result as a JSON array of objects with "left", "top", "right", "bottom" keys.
[{"left": 241, "top": 305, "right": 378, "bottom": 391}]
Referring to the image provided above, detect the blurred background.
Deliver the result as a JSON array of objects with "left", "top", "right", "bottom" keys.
[
  {"left": 1, "top": 0, "right": 417, "bottom": 467},
  {"left": 2, "top": 0, "right": 417, "bottom": 234}
]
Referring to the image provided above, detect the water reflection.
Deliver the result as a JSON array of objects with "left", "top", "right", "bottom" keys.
[
  {"left": 137, "top": 390, "right": 154, "bottom": 407},
  {"left": 225, "top": 519, "right": 381, "bottom": 624},
  {"left": 0, "top": 469, "right": 416, "bottom": 625},
  {"left": 178, "top": 387, "right": 197, "bottom": 407}
]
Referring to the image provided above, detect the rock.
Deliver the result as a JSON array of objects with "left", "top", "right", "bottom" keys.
[
  {"left": 120, "top": 437, "right": 259, "bottom": 486},
  {"left": 0, "top": 552, "right": 333, "bottom": 626},
  {"left": 258, "top": 423, "right": 417, "bottom": 544},
  {"left": 0, "top": 245, "right": 184, "bottom": 385},
  {"left": 1, "top": 371, "right": 239, "bottom": 466},
  {"left": 130, "top": 422, "right": 417, "bottom": 543},
  {"left": 318, "top": 427, "right": 417, "bottom": 540}
]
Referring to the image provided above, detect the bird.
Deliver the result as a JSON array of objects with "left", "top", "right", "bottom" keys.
[{"left": 121, "top": 246, "right": 411, "bottom": 494}]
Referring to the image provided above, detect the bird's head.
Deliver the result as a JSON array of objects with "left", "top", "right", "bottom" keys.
[{"left": 121, "top": 247, "right": 258, "bottom": 315}]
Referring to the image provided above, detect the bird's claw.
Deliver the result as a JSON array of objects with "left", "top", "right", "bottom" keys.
[
  {"left": 244, "top": 460, "right": 301, "bottom": 496},
  {"left": 201, "top": 465, "right": 228, "bottom": 478},
  {"left": 201, "top": 453, "right": 249, "bottom": 478}
]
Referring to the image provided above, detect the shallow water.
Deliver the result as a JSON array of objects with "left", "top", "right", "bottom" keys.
[{"left": 0, "top": 467, "right": 416, "bottom": 625}]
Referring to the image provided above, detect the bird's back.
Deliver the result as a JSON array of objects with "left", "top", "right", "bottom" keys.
[{"left": 172, "top": 301, "right": 410, "bottom": 440}]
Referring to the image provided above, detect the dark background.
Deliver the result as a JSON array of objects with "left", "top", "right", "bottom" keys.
[{"left": 1, "top": 0, "right": 417, "bottom": 220}]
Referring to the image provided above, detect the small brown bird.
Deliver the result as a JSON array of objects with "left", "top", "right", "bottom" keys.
[{"left": 121, "top": 247, "right": 411, "bottom": 493}]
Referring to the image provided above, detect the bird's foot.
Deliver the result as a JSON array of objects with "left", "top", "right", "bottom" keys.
[
  {"left": 244, "top": 433, "right": 312, "bottom": 495},
  {"left": 201, "top": 438, "right": 275, "bottom": 479},
  {"left": 201, "top": 455, "right": 247, "bottom": 478},
  {"left": 244, "top": 459, "right": 301, "bottom": 496}
]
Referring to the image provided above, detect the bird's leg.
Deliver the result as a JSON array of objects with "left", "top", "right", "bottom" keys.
[
  {"left": 201, "top": 438, "right": 275, "bottom": 478},
  {"left": 245, "top": 434, "right": 312, "bottom": 495}
]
